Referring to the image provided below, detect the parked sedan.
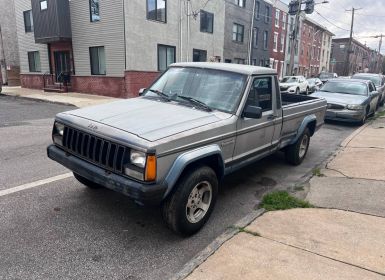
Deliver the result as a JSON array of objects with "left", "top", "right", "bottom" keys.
[
  {"left": 307, "top": 78, "right": 323, "bottom": 93},
  {"left": 311, "top": 79, "right": 380, "bottom": 124},
  {"left": 319, "top": 72, "right": 338, "bottom": 84},
  {"left": 351, "top": 73, "right": 385, "bottom": 107}
]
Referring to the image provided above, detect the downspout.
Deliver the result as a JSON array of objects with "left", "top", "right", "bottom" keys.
[
  {"left": 123, "top": 0, "right": 127, "bottom": 70},
  {"left": 187, "top": 0, "right": 190, "bottom": 62},
  {"left": 179, "top": 0, "right": 183, "bottom": 62},
  {"left": 247, "top": 0, "right": 257, "bottom": 65}
]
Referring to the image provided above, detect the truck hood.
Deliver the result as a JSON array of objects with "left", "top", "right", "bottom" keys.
[
  {"left": 311, "top": 91, "right": 368, "bottom": 105},
  {"left": 63, "top": 98, "right": 230, "bottom": 142}
]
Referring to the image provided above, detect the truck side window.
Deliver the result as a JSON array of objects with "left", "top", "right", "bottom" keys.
[
  {"left": 246, "top": 77, "right": 272, "bottom": 112},
  {"left": 369, "top": 82, "right": 375, "bottom": 92}
]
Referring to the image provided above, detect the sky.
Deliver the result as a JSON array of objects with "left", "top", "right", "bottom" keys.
[{"left": 281, "top": 0, "right": 385, "bottom": 54}]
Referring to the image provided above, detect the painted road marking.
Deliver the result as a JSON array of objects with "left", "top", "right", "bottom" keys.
[{"left": 0, "top": 173, "right": 73, "bottom": 197}]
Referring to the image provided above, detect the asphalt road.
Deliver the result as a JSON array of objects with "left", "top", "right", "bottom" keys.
[{"left": 0, "top": 95, "right": 356, "bottom": 280}]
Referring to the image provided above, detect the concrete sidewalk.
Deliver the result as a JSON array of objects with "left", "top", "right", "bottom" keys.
[
  {"left": 181, "top": 114, "right": 385, "bottom": 280},
  {"left": 0, "top": 86, "right": 121, "bottom": 108}
]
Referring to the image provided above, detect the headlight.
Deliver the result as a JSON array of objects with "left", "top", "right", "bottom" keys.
[
  {"left": 53, "top": 122, "right": 64, "bottom": 145},
  {"left": 124, "top": 151, "right": 157, "bottom": 182},
  {"left": 347, "top": 104, "right": 364, "bottom": 111},
  {"left": 130, "top": 150, "right": 146, "bottom": 168}
]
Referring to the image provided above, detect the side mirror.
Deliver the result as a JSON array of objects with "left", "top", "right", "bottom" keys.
[
  {"left": 242, "top": 105, "right": 262, "bottom": 119},
  {"left": 139, "top": 88, "right": 146, "bottom": 96},
  {"left": 370, "top": 91, "right": 378, "bottom": 97}
]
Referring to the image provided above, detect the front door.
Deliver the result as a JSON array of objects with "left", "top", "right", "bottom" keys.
[
  {"left": 54, "top": 51, "right": 71, "bottom": 82},
  {"left": 233, "top": 76, "right": 277, "bottom": 162}
]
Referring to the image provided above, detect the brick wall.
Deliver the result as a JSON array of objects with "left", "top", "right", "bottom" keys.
[
  {"left": 71, "top": 76, "right": 126, "bottom": 98},
  {"left": 124, "top": 71, "right": 160, "bottom": 98},
  {"left": 20, "top": 74, "right": 44, "bottom": 89}
]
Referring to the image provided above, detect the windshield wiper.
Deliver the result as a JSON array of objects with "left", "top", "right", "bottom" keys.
[
  {"left": 177, "top": 95, "right": 212, "bottom": 111},
  {"left": 148, "top": 89, "right": 171, "bottom": 101}
]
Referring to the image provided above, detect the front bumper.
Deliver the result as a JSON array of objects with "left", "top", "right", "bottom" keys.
[
  {"left": 325, "top": 109, "right": 365, "bottom": 122},
  {"left": 47, "top": 145, "right": 167, "bottom": 205}
]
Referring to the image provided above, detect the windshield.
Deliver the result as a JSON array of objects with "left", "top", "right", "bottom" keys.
[
  {"left": 145, "top": 67, "right": 247, "bottom": 113},
  {"left": 320, "top": 81, "right": 368, "bottom": 96},
  {"left": 352, "top": 75, "right": 381, "bottom": 86},
  {"left": 281, "top": 77, "right": 298, "bottom": 83}
]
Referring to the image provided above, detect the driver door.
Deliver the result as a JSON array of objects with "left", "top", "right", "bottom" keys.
[{"left": 233, "top": 76, "right": 276, "bottom": 162}]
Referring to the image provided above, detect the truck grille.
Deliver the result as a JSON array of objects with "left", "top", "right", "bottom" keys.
[{"left": 62, "top": 126, "right": 130, "bottom": 174}]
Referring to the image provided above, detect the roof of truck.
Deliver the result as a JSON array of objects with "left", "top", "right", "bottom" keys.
[{"left": 170, "top": 62, "right": 277, "bottom": 76}]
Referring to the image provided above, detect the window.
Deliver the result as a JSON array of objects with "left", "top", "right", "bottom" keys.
[
  {"left": 234, "top": 58, "right": 246, "bottom": 64},
  {"left": 28, "top": 51, "right": 41, "bottom": 72},
  {"left": 200, "top": 10, "right": 213, "bottom": 33},
  {"left": 40, "top": 0, "right": 47, "bottom": 11},
  {"left": 90, "top": 46, "right": 106, "bottom": 75},
  {"left": 225, "top": 59, "right": 232, "bottom": 63},
  {"left": 282, "top": 14, "right": 286, "bottom": 30},
  {"left": 280, "top": 34, "right": 285, "bottom": 52},
  {"left": 23, "top": 10, "right": 34, "bottom": 33},
  {"left": 273, "top": 32, "right": 278, "bottom": 52},
  {"left": 193, "top": 49, "right": 207, "bottom": 62},
  {"left": 259, "top": 59, "right": 265, "bottom": 66},
  {"left": 263, "top": 31, "right": 268, "bottom": 49},
  {"left": 89, "top": 0, "right": 100, "bottom": 22},
  {"left": 147, "top": 0, "right": 166, "bottom": 22},
  {"left": 246, "top": 77, "right": 273, "bottom": 112},
  {"left": 265, "top": 6, "right": 270, "bottom": 23},
  {"left": 234, "top": 0, "right": 245, "bottom": 7},
  {"left": 232, "top": 23, "right": 244, "bottom": 43},
  {"left": 255, "top": 1, "right": 260, "bottom": 19},
  {"left": 275, "top": 9, "right": 280, "bottom": 27},
  {"left": 253, "top": 28, "right": 259, "bottom": 48},
  {"left": 158, "top": 44, "right": 175, "bottom": 71}
]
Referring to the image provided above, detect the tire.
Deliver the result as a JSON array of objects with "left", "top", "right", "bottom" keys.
[
  {"left": 305, "top": 87, "right": 309, "bottom": 95},
  {"left": 359, "top": 106, "right": 369, "bottom": 125},
  {"left": 161, "top": 166, "right": 218, "bottom": 236},
  {"left": 285, "top": 128, "right": 311, "bottom": 166},
  {"left": 295, "top": 88, "right": 300, "bottom": 95},
  {"left": 73, "top": 172, "right": 103, "bottom": 189}
]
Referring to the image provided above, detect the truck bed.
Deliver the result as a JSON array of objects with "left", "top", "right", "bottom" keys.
[{"left": 279, "top": 93, "right": 327, "bottom": 148}]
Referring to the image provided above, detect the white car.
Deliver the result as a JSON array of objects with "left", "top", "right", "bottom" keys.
[{"left": 280, "top": 76, "right": 310, "bottom": 95}]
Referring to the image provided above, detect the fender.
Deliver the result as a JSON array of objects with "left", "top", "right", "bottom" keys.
[
  {"left": 162, "top": 145, "right": 225, "bottom": 198},
  {"left": 290, "top": 115, "right": 317, "bottom": 145}
]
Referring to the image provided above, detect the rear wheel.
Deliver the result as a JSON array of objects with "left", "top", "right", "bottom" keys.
[
  {"left": 73, "top": 173, "right": 103, "bottom": 189},
  {"left": 162, "top": 166, "right": 218, "bottom": 236},
  {"left": 285, "top": 128, "right": 311, "bottom": 166}
]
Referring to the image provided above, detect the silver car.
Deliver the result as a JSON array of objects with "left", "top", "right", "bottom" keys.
[
  {"left": 351, "top": 73, "right": 385, "bottom": 107},
  {"left": 312, "top": 79, "right": 380, "bottom": 124}
]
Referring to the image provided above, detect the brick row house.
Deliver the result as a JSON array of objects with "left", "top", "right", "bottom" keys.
[
  {"left": 9, "top": 0, "right": 337, "bottom": 97},
  {"left": 331, "top": 38, "right": 383, "bottom": 76},
  {"left": 269, "top": 0, "right": 288, "bottom": 79}
]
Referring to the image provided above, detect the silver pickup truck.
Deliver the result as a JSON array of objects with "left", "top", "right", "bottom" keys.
[{"left": 47, "top": 63, "right": 326, "bottom": 235}]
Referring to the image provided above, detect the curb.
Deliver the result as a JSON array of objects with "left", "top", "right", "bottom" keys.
[
  {"left": 340, "top": 122, "right": 370, "bottom": 147},
  {"left": 0, "top": 93, "right": 77, "bottom": 107},
  {"left": 170, "top": 209, "right": 265, "bottom": 280}
]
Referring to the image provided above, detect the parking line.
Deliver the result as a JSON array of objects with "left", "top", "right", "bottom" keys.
[{"left": 0, "top": 173, "right": 73, "bottom": 197}]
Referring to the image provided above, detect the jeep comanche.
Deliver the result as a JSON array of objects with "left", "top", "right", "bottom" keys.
[{"left": 47, "top": 62, "right": 327, "bottom": 235}]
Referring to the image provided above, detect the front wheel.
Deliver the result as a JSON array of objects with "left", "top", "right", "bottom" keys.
[
  {"left": 161, "top": 166, "right": 218, "bottom": 236},
  {"left": 285, "top": 128, "right": 311, "bottom": 166},
  {"left": 305, "top": 87, "right": 309, "bottom": 95},
  {"left": 295, "top": 88, "right": 300, "bottom": 95}
]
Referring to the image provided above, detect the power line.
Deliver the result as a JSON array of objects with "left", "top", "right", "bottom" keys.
[{"left": 314, "top": 10, "right": 350, "bottom": 32}]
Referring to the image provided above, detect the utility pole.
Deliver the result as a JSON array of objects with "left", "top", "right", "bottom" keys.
[
  {"left": 0, "top": 25, "right": 8, "bottom": 85},
  {"left": 288, "top": 1, "right": 301, "bottom": 75},
  {"left": 344, "top": 7, "right": 361, "bottom": 76},
  {"left": 247, "top": 0, "right": 257, "bottom": 65}
]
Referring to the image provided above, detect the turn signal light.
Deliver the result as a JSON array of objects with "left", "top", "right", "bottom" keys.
[{"left": 145, "top": 155, "right": 157, "bottom": 181}]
